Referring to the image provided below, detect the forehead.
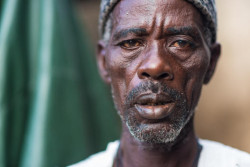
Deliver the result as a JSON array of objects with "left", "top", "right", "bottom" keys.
[{"left": 111, "top": 0, "right": 203, "bottom": 36}]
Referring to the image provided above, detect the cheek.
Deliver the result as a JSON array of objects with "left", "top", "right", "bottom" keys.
[
  {"left": 182, "top": 51, "right": 210, "bottom": 109},
  {"left": 108, "top": 66, "right": 126, "bottom": 112},
  {"left": 106, "top": 51, "right": 139, "bottom": 111}
]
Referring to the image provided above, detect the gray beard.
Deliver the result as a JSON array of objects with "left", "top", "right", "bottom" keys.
[
  {"left": 124, "top": 106, "right": 193, "bottom": 145},
  {"left": 111, "top": 81, "right": 192, "bottom": 145}
]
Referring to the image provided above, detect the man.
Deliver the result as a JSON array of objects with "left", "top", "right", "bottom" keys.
[{"left": 71, "top": 0, "right": 250, "bottom": 166}]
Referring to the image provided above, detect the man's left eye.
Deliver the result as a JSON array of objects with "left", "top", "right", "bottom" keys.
[{"left": 170, "top": 40, "right": 193, "bottom": 49}]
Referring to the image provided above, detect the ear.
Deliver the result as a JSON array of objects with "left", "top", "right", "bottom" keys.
[
  {"left": 204, "top": 43, "right": 221, "bottom": 84},
  {"left": 97, "top": 40, "right": 111, "bottom": 84}
]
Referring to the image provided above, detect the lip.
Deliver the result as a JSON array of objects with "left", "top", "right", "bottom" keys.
[{"left": 133, "top": 93, "right": 175, "bottom": 120}]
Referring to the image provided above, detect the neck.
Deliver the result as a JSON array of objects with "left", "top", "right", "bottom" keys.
[{"left": 114, "top": 118, "right": 199, "bottom": 167}]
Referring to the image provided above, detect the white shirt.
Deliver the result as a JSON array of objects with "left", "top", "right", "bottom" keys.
[{"left": 70, "top": 139, "right": 250, "bottom": 167}]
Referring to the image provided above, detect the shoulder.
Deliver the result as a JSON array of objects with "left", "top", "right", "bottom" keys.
[
  {"left": 198, "top": 139, "right": 250, "bottom": 167},
  {"left": 69, "top": 140, "right": 120, "bottom": 167}
]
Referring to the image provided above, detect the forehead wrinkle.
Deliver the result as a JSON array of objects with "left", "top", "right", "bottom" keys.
[
  {"left": 157, "top": 0, "right": 204, "bottom": 29},
  {"left": 111, "top": 0, "right": 205, "bottom": 41},
  {"left": 145, "top": 1, "right": 174, "bottom": 38},
  {"left": 111, "top": 0, "right": 158, "bottom": 33},
  {"left": 117, "top": 0, "right": 155, "bottom": 20}
]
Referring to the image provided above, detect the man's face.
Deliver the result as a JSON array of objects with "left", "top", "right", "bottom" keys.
[{"left": 98, "top": 0, "right": 220, "bottom": 144}]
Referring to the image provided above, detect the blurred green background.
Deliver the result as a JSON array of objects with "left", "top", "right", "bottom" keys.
[
  {"left": 1, "top": 0, "right": 250, "bottom": 167},
  {"left": 0, "top": 0, "right": 119, "bottom": 166}
]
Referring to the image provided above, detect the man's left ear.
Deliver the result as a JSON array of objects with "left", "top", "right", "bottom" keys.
[{"left": 204, "top": 43, "right": 221, "bottom": 84}]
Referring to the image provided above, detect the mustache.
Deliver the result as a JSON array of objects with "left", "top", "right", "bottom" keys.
[{"left": 125, "top": 81, "right": 185, "bottom": 107}]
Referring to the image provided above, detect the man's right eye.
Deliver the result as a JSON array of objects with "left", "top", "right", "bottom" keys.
[{"left": 118, "top": 39, "right": 143, "bottom": 49}]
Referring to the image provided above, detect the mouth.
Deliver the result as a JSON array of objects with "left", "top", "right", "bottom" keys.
[{"left": 133, "top": 93, "right": 175, "bottom": 120}]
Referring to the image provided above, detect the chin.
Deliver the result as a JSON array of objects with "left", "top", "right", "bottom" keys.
[
  {"left": 127, "top": 122, "right": 183, "bottom": 144},
  {"left": 123, "top": 107, "right": 194, "bottom": 145}
]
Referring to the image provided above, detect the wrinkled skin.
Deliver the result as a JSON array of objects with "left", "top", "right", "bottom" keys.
[{"left": 97, "top": 0, "right": 221, "bottom": 166}]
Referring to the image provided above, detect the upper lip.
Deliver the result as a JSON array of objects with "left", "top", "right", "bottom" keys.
[{"left": 133, "top": 93, "right": 174, "bottom": 106}]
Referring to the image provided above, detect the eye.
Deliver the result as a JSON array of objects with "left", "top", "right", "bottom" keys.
[
  {"left": 118, "top": 39, "right": 143, "bottom": 50},
  {"left": 170, "top": 40, "right": 194, "bottom": 49}
]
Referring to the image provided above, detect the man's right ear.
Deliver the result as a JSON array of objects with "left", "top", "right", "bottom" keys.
[{"left": 97, "top": 40, "right": 111, "bottom": 84}]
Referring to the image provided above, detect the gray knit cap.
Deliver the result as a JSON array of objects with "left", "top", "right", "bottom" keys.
[{"left": 99, "top": 0, "right": 217, "bottom": 43}]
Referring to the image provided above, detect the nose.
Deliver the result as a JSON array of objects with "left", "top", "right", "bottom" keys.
[{"left": 137, "top": 46, "right": 174, "bottom": 81}]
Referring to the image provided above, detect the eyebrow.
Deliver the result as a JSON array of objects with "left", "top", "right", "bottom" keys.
[
  {"left": 112, "top": 28, "right": 148, "bottom": 41},
  {"left": 165, "top": 26, "right": 200, "bottom": 39}
]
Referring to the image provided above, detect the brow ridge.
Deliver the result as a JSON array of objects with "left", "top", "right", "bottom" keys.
[{"left": 113, "top": 28, "right": 147, "bottom": 41}]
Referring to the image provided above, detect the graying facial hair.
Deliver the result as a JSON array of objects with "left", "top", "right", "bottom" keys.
[{"left": 111, "top": 81, "right": 193, "bottom": 145}]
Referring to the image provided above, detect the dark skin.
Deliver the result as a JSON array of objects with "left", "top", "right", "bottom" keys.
[{"left": 97, "top": 0, "right": 221, "bottom": 166}]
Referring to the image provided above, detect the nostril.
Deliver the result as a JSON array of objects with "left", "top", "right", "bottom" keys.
[
  {"left": 140, "top": 72, "right": 173, "bottom": 80},
  {"left": 158, "top": 73, "right": 172, "bottom": 80},
  {"left": 142, "top": 72, "right": 150, "bottom": 78},
  {"left": 159, "top": 73, "right": 169, "bottom": 79}
]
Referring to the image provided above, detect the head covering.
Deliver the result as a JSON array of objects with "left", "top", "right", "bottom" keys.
[{"left": 99, "top": 0, "right": 217, "bottom": 43}]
